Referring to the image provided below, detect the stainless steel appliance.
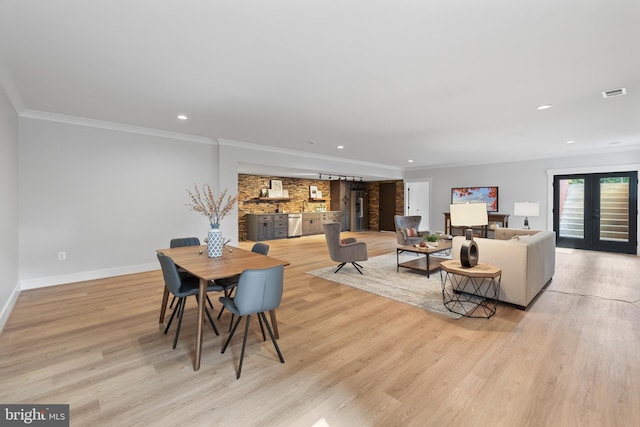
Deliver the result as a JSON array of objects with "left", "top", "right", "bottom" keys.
[
  {"left": 288, "top": 213, "right": 302, "bottom": 237},
  {"left": 350, "top": 190, "right": 366, "bottom": 231}
]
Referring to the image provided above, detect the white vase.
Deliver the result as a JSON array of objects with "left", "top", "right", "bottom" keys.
[{"left": 207, "top": 224, "right": 223, "bottom": 258}]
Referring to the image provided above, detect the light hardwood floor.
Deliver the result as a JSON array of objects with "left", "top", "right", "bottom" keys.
[{"left": 1, "top": 232, "right": 639, "bottom": 426}]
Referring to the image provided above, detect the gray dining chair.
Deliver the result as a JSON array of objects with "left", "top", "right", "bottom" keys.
[
  {"left": 220, "top": 265, "right": 285, "bottom": 379},
  {"left": 216, "top": 242, "right": 270, "bottom": 323},
  {"left": 157, "top": 253, "right": 223, "bottom": 349},
  {"left": 167, "top": 237, "right": 214, "bottom": 311}
]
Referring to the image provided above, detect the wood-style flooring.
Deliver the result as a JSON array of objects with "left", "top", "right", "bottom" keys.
[{"left": 1, "top": 232, "right": 639, "bottom": 426}]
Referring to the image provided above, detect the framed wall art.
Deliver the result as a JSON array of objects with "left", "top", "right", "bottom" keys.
[{"left": 451, "top": 186, "right": 499, "bottom": 212}]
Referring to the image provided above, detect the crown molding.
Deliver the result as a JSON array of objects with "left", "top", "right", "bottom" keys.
[
  {"left": 0, "top": 54, "right": 25, "bottom": 113},
  {"left": 217, "top": 137, "right": 404, "bottom": 174},
  {"left": 19, "top": 109, "right": 216, "bottom": 145}
]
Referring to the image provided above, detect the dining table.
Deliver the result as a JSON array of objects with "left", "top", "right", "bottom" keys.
[{"left": 156, "top": 244, "right": 290, "bottom": 371}]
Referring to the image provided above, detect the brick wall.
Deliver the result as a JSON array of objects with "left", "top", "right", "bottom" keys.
[
  {"left": 238, "top": 174, "right": 404, "bottom": 239},
  {"left": 238, "top": 174, "right": 331, "bottom": 240},
  {"left": 366, "top": 180, "right": 405, "bottom": 231}
]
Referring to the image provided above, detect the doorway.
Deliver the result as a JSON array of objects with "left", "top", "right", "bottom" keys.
[
  {"left": 379, "top": 182, "right": 397, "bottom": 231},
  {"left": 553, "top": 171, "right": 637, "bottom": 254},
  {"left": 405, "top": 180, "right": 430, "bottom": 232}
]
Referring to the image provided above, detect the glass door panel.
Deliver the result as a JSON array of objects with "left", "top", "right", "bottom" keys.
[
  {"left": 557, "top": 178, "right": 584, "bottom": 240},
  {"left": 554, "top": 172, "right": 637, "bottom": 254}
]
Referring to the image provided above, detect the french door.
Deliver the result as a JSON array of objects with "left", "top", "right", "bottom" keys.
[{"left": 553, "top": 171, "right": 637, "bottom": 254}]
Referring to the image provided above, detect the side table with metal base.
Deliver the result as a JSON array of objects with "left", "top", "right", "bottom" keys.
[{"left": 440, "top": 260, "right": 502, "bottom": 318}]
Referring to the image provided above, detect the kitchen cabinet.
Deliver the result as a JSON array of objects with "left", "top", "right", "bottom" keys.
[
  {"left": 246, "top": 214, "right": 289, "bottom": 241},
  {"left": 302, "top": 212, "right": 340, "bottom": 236},
  {"left": 273, "top": 214, "right": 288, "bottom": 239},
  {"left": 247, "top": 212, "right": 340, "bottom": 240}
]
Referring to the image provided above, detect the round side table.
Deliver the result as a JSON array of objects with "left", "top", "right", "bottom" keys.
[{"left": 440, "top": 260, "right": 502, "bottom": 318}]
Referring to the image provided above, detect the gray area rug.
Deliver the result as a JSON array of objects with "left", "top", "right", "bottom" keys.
[{"left": 307, "top": 252, "right": 460, "bottom": 319}]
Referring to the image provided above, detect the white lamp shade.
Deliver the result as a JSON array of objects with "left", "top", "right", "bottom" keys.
[
  {"left": 450, "top": 203, "right": 489, "bottom": 226},
  {"left": 513, "top": 202, "right": 540, "bottom": 217}
]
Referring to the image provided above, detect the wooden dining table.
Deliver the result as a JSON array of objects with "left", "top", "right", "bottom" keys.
[{"left": 156, "top": 244, "right": 290, "bottom": 371}]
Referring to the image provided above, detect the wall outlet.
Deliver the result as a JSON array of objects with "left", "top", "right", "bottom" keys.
[{"left": 58, "top": 251, "right": 66, "bottom": 261}]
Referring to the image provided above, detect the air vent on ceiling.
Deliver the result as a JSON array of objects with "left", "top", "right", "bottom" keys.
[{"left": 602, "top": 87, "right": 627, "bottom": 98}]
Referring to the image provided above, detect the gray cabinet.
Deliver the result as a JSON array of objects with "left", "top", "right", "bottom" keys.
[
  {"left": 273, "top": 214, "right": 288, "bottom": 239},
  {"left": 246, "top": 214, "right": 273, "bottom": 241},
  {"left": 246, "top": 214, "right": 288, "bottom": 241},
  {"left": 302, "top": 212, "right": 341, "bottom": 236}
]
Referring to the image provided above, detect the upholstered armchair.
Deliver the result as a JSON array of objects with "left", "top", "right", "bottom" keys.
[
  {"left": 394, "top": 215, "right": 428, "bottom": 246},
  {"left": 322, "top": 222, "right": 368, "bottom": 274}
]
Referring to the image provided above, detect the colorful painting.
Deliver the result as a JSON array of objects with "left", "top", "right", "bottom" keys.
[{"left": 451, "top": 187, "right": 499, "bottom": 212}]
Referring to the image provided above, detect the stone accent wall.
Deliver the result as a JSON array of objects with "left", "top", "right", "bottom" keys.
[
  {"left": 238, "top": 174, "right": 404, "bottom": 239},
  {"left": 238, "top": 174, "right": 331, "bottom": 240},
  {"left": 366, "top": 180, "right": 405, "bottom": 231}
]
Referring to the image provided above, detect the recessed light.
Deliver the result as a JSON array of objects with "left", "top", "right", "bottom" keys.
[
  {"left": 408, "top": 159, "right": 414, "bottom": 163},
  {"left": 537, "top": 104, "right": 552, "bottom": 110},
  {"left": 565, "top": 140, "right": 575, "bottom": 144},
  {"left": 337, "top": 145, "right": 344, "bottom": 149},
  {"left": 609, "top": 141, "right": 621, "bottom": 145},
  {"left": 177, "top": 114, "right": 188, "bottom": 120},
  {"left": 307, "top": 140, "right": 316, "bottom": 144}
]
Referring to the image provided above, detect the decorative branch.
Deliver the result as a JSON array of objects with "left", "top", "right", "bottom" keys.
[{"left": 186, "top": 183, "right": 238, "bottom": 226}]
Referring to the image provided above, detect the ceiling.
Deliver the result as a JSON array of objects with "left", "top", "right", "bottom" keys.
[{"left": 1, "top": 0, "right": 639, "bottom": 177}]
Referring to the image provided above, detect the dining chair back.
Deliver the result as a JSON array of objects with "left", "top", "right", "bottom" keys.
[
  {"left": 170, "top": 237, "right": 200, "bottom": 248},
  {"left": 217, "top": 242, "right": 270, "bottom": 321},
  {"left": 157, "top": 253, "right": 220, "bottom": 349},
  {"left": 220, "top": 264, "right": 285, "bottom": 379}
]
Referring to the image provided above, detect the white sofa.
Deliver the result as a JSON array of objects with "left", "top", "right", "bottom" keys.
[{"left": 451, "top": 229, "right": 556, "bottom": 309}]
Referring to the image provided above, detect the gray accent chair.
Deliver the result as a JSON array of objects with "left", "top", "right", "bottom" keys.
[
  {"left": 157, "top": 253, "right": 222, "bottom": 349},
  {"left": 394, "top": 215, "right": 428, "bottom": 246},
  {"left": 322, "top": 222, "right": 368, "bottom": 274},
  {"left": 220, "top": 265, "right": 285, "bottom": 379}
]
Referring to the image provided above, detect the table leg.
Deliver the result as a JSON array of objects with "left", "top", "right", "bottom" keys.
[
  {"left": 426, "top": 253, "right": 430, "bottom": 278},
  {"left": 194, "top": 278, "right": 206, "bottom": 371},
  {"left": 269, "top": 310, "right": 279, "bottom": 339},
  {"left": 159, "top": 287, "right": 169, "bottom": 323}
]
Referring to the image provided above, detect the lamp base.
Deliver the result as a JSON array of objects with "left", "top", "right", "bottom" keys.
[
  {"left": 460, "top": 239, "right": 479, "bottom": 268},
  {"left": 523, "top": 217, "right": 530, "bottom": 229}
]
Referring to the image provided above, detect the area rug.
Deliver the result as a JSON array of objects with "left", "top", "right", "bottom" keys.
[{"left": 306, "top": 252, "right": 460, "bottom": 319}]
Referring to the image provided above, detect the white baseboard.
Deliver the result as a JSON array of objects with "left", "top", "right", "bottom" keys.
[
  {"left": 0, "top": 282, "right": 21, "bottom": 333},
  {"left": 20, "top": 262, "right": 159, "bottom": 290}
]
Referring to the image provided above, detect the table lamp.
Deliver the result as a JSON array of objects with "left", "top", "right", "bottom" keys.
[
  {"left": 513, "top": 202, "right": 540, "bottom": 229},
  {"left": 450, "top": 202, "right": 488, "bottom": 267}
]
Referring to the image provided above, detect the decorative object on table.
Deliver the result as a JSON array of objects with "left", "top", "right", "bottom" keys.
[
  {"left": 207, "top": 225, "right": 223, "bottom": 257},
  {"left": 186, "top": 183, "right": 238, "bottom": 258},
  {"left": 513, "top": 202, "right": 540, "bottom": 229},
  {"left": 451, "top": 186, "right": 499, "bottom": 212},
  {"left": 424, "top": 233, "right": 439, "bottom": 246},
  {"left": 449, "top": 202, "right": 488, "bottom": 268}
]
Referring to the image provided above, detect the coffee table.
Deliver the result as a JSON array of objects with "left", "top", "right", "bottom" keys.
[{"left": 396, "top": 240, "right": 452, "bottom": 278}]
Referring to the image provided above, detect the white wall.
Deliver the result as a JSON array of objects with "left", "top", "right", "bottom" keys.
[
  {"left": 18, "top": 117, "right": 219, "bottom": 288},
  {"left": 0, "top": 81, "right": 19, "bottom": 329},
  {"left": 405, "top": 150, "right": 640, "bottom": 251}
]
